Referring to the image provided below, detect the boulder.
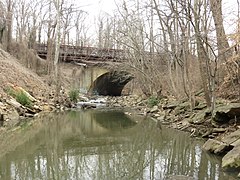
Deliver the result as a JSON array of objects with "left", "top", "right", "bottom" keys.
[
  {"left": 222, "top": 145, "right": 240, "bottom": 169},
  {"left": 203, "top": 129, "right": 240, "bottom": 169},
  {"left": 175, "top": 101, "right": 190, "bottom": 111},
  {"left": 222, "top": 129, "right": 240, "bottom": 146},
  {"left": 189, "top": 109, "right": 211, "bottom": 124},
  {"left": 202, "top": 139, "right": 230, "bottom": 154},
  {"left": 4, "top": 109, "right": 20, "bottom": 127},
  {"left": 6, "top": 98, "right": 22, "bottom": 109},
  {"left": 212, "top": 103, "right": 240, "bottom": 123}
]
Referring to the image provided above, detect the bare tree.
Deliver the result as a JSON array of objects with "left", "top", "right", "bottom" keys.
[
  {"left": 209, "top": 0, "right": 230, "bottom": 62},
  {"left": 61, "top": 2, "right": 75, "bottom": 45},
  {"left": 5, "top": 0, "right": 14, "bottom": 51},
  {"left": 74, "top": 10, "right": 88, "bottom": 46},
  {"left": 0, "top": 2, "right": 6, "bottom": 44},
  {"left": 52, "top": 0, "right": 63, "bottom": 100}
]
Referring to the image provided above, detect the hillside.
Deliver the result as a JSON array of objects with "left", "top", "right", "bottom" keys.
[{"left": 0, "top": 48, "right": 51, "bottom": 100}]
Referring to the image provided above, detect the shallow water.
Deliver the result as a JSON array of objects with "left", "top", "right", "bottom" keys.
[{"left": 0, "top": 109, "right": 237, "bottom": 180}]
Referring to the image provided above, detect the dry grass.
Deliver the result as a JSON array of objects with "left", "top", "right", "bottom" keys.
[{"left": 0, "top": 47, "right": 50, "bottom": 99}]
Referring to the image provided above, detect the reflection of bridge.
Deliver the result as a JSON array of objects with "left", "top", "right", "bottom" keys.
[{"left": 35, "top": 44, "right": 127, "bottom": 65}]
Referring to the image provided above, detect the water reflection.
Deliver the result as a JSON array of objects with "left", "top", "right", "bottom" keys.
[
  {"left": 0, "top": 110, "right": 237, "bottom": 180},
  {"left": 93, "top": 110, "right": 137, "bottom": 129}
]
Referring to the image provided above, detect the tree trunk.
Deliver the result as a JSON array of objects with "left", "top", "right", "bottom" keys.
[
  {"left": 6, "top": 0, "right": 13, "bottom": 52},
  {"left": 210, "top": 0, "right": 230, "bottom": 62},
  {"left": 193, "top": 0, "right": 211, "bottom": 107},
  {"left": 54, "top": 0, "right": 62, "bottom": 101}
]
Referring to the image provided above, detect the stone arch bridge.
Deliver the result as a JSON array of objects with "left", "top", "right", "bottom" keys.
[{"left": 35, "top": 44, "right": 133, "bottom": 96}]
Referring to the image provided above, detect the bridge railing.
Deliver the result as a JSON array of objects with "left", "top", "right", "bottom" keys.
[{"left": 35, "top": 43, "right": 127, "bottom": 62}]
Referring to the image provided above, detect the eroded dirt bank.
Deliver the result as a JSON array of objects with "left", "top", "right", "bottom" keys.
[{"left": 0, "top": 48, "right": 71, "bottom": 129}]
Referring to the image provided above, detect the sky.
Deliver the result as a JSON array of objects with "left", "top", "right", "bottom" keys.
[
  {"left": 78, "top": 0, "right": 239, "bottom": 45},
  {"left": 222, "top": 0, "right": 239, "bottom": 33},
  {"left": 81, "top": 0, "right": 116, "bottom": 17},
  {"left": 79, "top": 0, "right": 117, "bottom": 40},
  {"left": 81, "top": 0, "right": 239, "bottom": 33}
]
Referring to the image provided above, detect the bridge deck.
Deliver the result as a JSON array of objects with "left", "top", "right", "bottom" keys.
[{"left": 35, "top": 44, "right": 126, "bottom": 64}]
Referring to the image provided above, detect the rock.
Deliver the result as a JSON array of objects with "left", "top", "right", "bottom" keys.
[
  {"left": 189, "top": 109, "right": 211, "bottom": 124},
  {"left": 222, "top": 145, "right": 240, "bottom": 169},
  {"left": 33, "top": 105, "right": 42, "bottom": 111},
  {"left": 124, "top": 112, "right": 132, "bottom": 116},
  {"left": 79, "top": 95, "right": 89, "bottom": 102},
  {"left": 4, "top": 109, "right": 20, "bottom": 127},
  {"left": 25, "top": 113, "right": 34, "bottom": 117},
  {"left": 150, "top": 105, "right": 159, "bottom": 113},
  {"left": 153, "top": 113, "right": 160, "bottom": 118},
  {"left": 221, "top": 129, "right": 240, "bottom": 146},
  {"left": 163, "top": 102, "right": 178, "bottom": 110},
  {"left": 212, "top": 128, "right": 226, "bottom": 133},
  {"left": 136, "top": 97, "right": 143, "bottom": 103},
  {"left": 6, "top": 98, "right": 22, "bottom": 109},
  {"left": 175, "top": 101, "right": 190, "bottom": 112},
  {"left": 212, "top": 103, "right": 240, "bottom": 123},
  {"left": 201, "top": 129, "right": 213, "bottom": 138},
  {"left": 194, "top": 102, "right": 207, "bottom": 110},
  {"left": 113, "top": 104, "right": 122, "bottom": 108},
  {"left": 203, "top": 129, "right": 240, "bottom": 169},
  {"left": 42, "top": 104, "right": 53, "bottom": 111},
  {"left": 157, "top": 115, "right": 165, "bottom": 121},
  {"left": 202, "top": 139, "right": 231, "bottom": 154}
]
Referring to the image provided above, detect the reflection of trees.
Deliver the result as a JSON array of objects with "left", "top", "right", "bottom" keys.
[{"left": 0, "top": 111, "right": 235, "bottom": 179}]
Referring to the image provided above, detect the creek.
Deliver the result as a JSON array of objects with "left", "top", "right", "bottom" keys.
[{"left": 0, "top": 109, "right": 238, "bottom": 179}]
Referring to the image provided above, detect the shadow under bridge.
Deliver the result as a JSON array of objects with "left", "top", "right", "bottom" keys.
[{"left": 88, "top": 70, "right": 134, "bottom": 96}]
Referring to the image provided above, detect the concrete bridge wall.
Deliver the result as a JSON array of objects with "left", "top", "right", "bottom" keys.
[
  {"left": 78, "top": 67, "right": 109, "bottom": 94},
  {"left": 75, "top": 66, "right": 133, "bottom": 96}
]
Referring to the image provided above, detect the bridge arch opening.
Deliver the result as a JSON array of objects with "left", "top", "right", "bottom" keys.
[{"left": 88, "top": 71, "right": 133, "bottom": 96}]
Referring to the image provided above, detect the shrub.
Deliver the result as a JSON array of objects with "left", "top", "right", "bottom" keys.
[
  {"left": 5, "top": 86, "right": 16, "bottom": 97},
  {"left": 69, "top": 89, "right": 79, "bottom": 102},
  {"left": 147, "top": 96, "right": 159, "bottom": 107},
  {"left": 15, "top": 91, "right": 32, "bottom": 108},
  {"left": 5, "top": 87, "right": 32, "bottom": 108}
]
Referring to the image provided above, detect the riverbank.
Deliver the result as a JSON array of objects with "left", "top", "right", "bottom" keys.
[
  {"left": 0, "top": 47, "right": 72, "bottom": 129},
  {"left": 106, "top": 94, "right": 240, "bottom": 176},
  {"left": 0, "top": 46, "right": 240, "bottom": 176}
]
